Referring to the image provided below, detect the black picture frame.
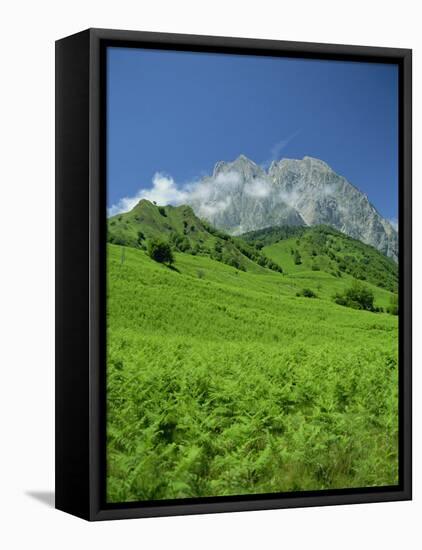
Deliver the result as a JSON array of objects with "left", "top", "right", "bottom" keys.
[{"left": 55, "top": 28, "right": 412, "bottom": 521}]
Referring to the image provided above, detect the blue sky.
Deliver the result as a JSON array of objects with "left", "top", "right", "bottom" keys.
[{"left": 107, "top": 47, "right": 398, "bottom": 223}]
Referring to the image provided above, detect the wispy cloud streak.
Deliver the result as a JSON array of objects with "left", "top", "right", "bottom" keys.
[{"left": 261, "top": 130, "right": 301, "bottom": 168}]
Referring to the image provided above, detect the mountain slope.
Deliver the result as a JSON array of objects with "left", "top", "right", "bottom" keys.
[
  {"left": 108, "top": 199, "right": 398, "bottom": 294},
  {"left": 185, "top": 155, "right": 398, "bottom": 261},
  {"left": 107, "top": 199, "right": 283, "bottom": 273},
  {"left": 269, "top": 157, "right": 398, "bottom": 261},
  {"left": 107, "top": 241, "right": 398, "bottom": 501},
  {"left": 241, "top": 225, "right": 398, "bottom": 293}
]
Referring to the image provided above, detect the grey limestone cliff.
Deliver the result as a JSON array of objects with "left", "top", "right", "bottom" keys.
[{"left": 187, "top": 155, "right": 398, "bottom": 261}]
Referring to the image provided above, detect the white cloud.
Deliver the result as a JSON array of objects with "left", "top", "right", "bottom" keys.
[
  {"left": 108, "top": 164, "right": 302, "bottom": 220},
  {"left": 108, "top": 169, "right": 241, "bottom": 218},
  {"left": 108, "top": 195, "right": 142, "bottom": 217},
  {"left": 244, "top": 178, "right": 272, "bottom": 198},
  {"left": 185, "top": 171, "right": 241, "bottom": 205},
  {"left": 214, "top": 171, "right": 241, "bottom": 187},
  {"left": 144, "top": 173, "right": 188, "bottom": 205},
  {"left": 197, "top": 197, "right": 232, "bottom": 217},
  {"left": 278, "top": 188, "right": 300, "bottom": 207},
  {"left": 108, "top": 172, "right": 189, "bottom": 216}
]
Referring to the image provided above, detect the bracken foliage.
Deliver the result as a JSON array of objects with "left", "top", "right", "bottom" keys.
[{"left": 106, "top": 244, "right": 398, "bottom": 502}]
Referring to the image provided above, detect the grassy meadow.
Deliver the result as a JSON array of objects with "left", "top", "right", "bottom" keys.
[{"left": 106, "top": 213, "right": 399, "bottom": 502}]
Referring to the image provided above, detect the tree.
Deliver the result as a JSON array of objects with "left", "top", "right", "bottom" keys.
[
  {"left": 293, "top": 249, "right": 302, "bottom": 265},
  {"left": 334, "top": 280, "right": 375, "bottom": 311},
  {"left": 147, "top": 239, "right": 174, "bottom": 265}
]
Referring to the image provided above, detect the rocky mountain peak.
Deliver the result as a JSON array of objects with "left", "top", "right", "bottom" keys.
[
  {"left": 188, "top": 155, "right": 398, "bottom": 261},
  {"left": 212, "top": 154, "right": 264, "bottom": 179}
]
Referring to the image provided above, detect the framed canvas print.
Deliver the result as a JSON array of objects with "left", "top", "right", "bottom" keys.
[{"left": 55, "top": 28, "right": 412, "bottom": 521}]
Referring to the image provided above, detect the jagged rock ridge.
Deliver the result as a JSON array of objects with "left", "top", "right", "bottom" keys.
[{"left": 187, "top": 155, "right": 398, "bottom": 261}]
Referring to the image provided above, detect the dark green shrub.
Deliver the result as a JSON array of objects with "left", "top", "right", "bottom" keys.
[
  {"left": 158, "top": 206, "right": 167, "bottom": 217},
  {"left": 147, "top": 239, "right": 174, "bottom": 265},
  {"left": 267, "top": 260, "right": 283, "bottom": 273},
  {"left": 296, "top": 288, "right": 317, "bottom": 298},
  {"left": 225, "top": 256, "right": 240, "bottom": 269},
  {"left": 334, "top": 281, "right": 375, "bottom": 311}
]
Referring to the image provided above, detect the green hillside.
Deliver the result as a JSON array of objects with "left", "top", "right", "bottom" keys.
[
  {"left": 107, "top": 225, "right": 399, "bottom": 501},
  {"left": 242, "top": 225, "right": 398, "bottom": 293},
  {"left": 108, "top": 200, "right": 282, "bottom": 273}
]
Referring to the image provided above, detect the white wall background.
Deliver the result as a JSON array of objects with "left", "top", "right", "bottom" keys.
[{"left": 0, "top": 1, "right": 419, "bottom": 547}]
